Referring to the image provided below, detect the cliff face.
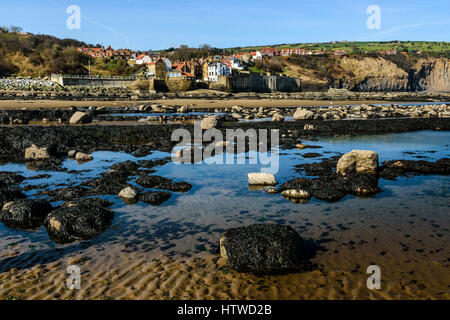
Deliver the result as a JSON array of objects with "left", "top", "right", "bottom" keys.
[
  {"left": 329, "top": 57, "right": 450, "bottom": 92},
  {"left": 410, "top": 58, "right": 450, "bottom": 92}
]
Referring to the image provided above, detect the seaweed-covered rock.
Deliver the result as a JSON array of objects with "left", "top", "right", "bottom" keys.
[
  {"left": 139, "top": 191, "right": 171, "bottom": 205},
  {"left": 281, "top": 178, "right": 310, "bottom": 190},
  {"left": 110, "top": 160, "right": 139, "bottom": 173},
  {"left": 0, "top": 184, "right": 26, "bottom": 208},
  {"left": 44, "top": 200, "right": 114, "bottom": 243},
  {"left": 137, "top": 158, "right": 170, "bottom": 169},
  {"left": 0, "top": 199, "right": 52, "bottom": 229},
  {"left": 81, "top": 171, "right": 131, "bottom": 195},
  {"left": 219, "top": 224, "right": 305, "bottom": 275},
  {"left": 380, "top": 158, "right": 450, "bottom": 180},
  {"left": 0, "top": 172, "right": 25, "bottom": 185},
  {"left": 40, "top": 186, "right": 90, "bottom": 201},
  {"left": 64, "top": 197, "right": 113, "bottom": 208},
  {"left": 136, "top": 175, "right": 192, "bottom": 192}
]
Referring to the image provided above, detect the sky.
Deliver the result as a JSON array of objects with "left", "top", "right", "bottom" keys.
[{"left": 0, "top": 0, "right": 449, "bottom": 50}]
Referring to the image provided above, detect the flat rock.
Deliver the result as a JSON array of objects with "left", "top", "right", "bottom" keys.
[{"left": 248, "top": 173, "right": 277, "bottom": 185}]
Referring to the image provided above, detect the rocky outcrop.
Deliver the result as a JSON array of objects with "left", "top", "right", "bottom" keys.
[{"left": 219, "top": 224, "right": 305, "bottom": 275}]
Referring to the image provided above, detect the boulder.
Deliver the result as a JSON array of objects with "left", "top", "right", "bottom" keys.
[
  {"left": 118, "top": 186, "right": 139, "bottom": 201},
  {"left": 25, "top": 144, "right": 51, "bottom": 161},
  {"left": 69, "top": 111, "right": 92, "bottom": 124},
  {"left": 75, "top": 152, "right": 93, "bottom": 162},
  {"left": 293, "top": 108, "right": 314, "bottom": 120},
  {"left": 44, "top": 201, "right": 114, "bottom": 243},
  {"left": 272, "top": 113, "right": 284, "bottom": 122},
  {"left": 219, "top": 224, "right": 305, "bottom": 275},
  {"left": 336, "top": 150, "right": 379, "bottom": 176},
  {"left": 201, "top": 117, "right": 220, "bottom": 130},
  {"left": 68, "top": 150, "right": 77, "bottom": 158},
  {"left": 0, "top": 199, "right": 52, "bottom": 229},
  {"left": 248, "top": 173, "right": 277, "bottom": 185},
  {"left": 177, "top": 105, "right": 188, "bottom": 113}
]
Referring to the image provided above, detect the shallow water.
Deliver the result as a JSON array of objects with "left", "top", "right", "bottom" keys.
[{"left": 0, "top": 130, "right": 448, "bottom": 269}]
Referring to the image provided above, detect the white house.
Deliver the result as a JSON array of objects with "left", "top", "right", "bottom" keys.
[
  {"left": 136, "top": 54, "right": 152, "bottom": 65},
  {"left": 206, "top": 62, "right": 231, "bottom": 82},
  {"left": 250, "top": 51, "right": 262, "bottom": 61},
  {"left": 230, "top": 58, "right": 244, "bottom": 70}
]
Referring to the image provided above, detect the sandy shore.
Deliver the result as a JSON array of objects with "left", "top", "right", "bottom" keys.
[
  {"left": 0, "top": 99, "right": 412, "bottom": 110},
  {"left": 1, "top": 226, "right": 448, "bottom": 300}
]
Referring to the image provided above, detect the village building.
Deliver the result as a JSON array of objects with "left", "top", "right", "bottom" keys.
[
  {"left": 223, "top": 57, "right": 244, "bottom": 70},
  {"left": 206, "top": 62, "right": 231, "bottom": 82},
  {"left": 135, "top": 54, "right": 152, "bottom": 65},
  {"left": 250, "top": 51, "right": 263, "bottom": 60},
  {"left": 261, "top": 47, "right": 279, "bottom": 56},
  {"left": 147, "top": 58, "right": 172, "bottom": 79},
  {"left": 334, "top": 49, "right": 347, "bottom": 56}
]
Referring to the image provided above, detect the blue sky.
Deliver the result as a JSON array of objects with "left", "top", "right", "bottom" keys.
[{"left": 1, "top": 0, "right": 449, "bottom": 50}]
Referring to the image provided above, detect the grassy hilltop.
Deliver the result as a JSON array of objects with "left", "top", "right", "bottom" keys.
[{"left": 236, "top": 41, "right": 450, "bottom": 56}]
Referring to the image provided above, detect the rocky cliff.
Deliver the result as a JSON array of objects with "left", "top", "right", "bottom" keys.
[
  {"left": 410, "top": 58, "right": 450, "bottom": 92},
  {"left": 329, "top": 57, "right": 450, "bottom": 92}
]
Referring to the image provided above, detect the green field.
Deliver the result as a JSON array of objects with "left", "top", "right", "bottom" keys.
[{"left": 232, "top": 41, "right": 450, "bottom": 54}]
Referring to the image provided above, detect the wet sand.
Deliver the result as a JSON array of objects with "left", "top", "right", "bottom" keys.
[
  {"left": 1, "top": 213, "right": 448, "bottom": 300},
  {"left": 0, "top": 99, "right": 408, "bottom": 111}
]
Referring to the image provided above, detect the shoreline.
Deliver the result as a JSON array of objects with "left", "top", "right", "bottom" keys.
[{"left": 0, "top": 99, "right": 438, "bottom": 110}]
